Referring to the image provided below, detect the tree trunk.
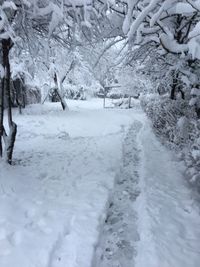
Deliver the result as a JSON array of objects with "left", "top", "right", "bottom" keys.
[
  {"left": 103, "top": 88, "right": 106, "bottom": 108},
  {"left": 179, "top": 89, "right": 185, "bottom": 100},
  {"left": 2, "top": 38, "right": 17, "bottom": 164},
  {"left": 5, "top": 122, "right": 17, "bottom": 164},
  {"left": 128, "top": 96, "right": 131, "bottom": 108},
  {"left": 0, "top": 78, "right": 4, "bottom": 157},
  {"left": 170, "top": 72, "right": 178, "bottom": 100},
  {"left": 170, "top": 83, "right": 176, "bottom": 100},
  {"left": 170, "top": 72, "right": 185, "bottom": 100},
  {"left": 54, "top": 73, "right": 68, "bottom": 110}
]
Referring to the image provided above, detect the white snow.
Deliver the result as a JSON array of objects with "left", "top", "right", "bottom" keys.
[
  {"left": 168, "top": 3, "right": 196, "bottom": 15},
  {"left": 1, "top": 98, "right": 200, "bottom": 267},
  {"left": 191, "top": 87, "right": 200, "bottom": 96},
  {"left": 188, "top": 37, "right": 200, "bottom": 60},
  {"left": 122, "top": 0, "right": 138, "bottom": 34},
  {"left": 128, "top": 0, "right": 160, "bottom": 41},
  {"left": 136, "top": 117, "right": 200, "bottom": 267},
  {"left": 150, "top": 0, "right": 172, "bottom": 27},
  {"left": 160, "top": 33, "right": 188, "bottom": 54},
  {"left": 0, "top": 98, "right": 134, "bottom": 267}
]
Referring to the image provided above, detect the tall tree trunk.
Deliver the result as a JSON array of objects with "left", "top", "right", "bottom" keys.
[
  {"left": 2, "top": 38, "right": 17, "bottom": 164},
  {"left": 0, "top": 78, "right": 4, "bottom": 157}
]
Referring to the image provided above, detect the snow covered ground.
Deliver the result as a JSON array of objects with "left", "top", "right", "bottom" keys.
[
  {"left": 0, "top": 98, "right": 137, "bottom": 267},
  {"left": 136, "top": 119, "right": 200, "bottom": 267},
  {"left": 0, "top": 98, "right": 200, "bottom": 267}
]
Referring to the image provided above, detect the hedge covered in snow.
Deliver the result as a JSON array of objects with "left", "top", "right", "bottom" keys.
[{"left": 141, "top": 94, "right": 200, "bottom": 192}]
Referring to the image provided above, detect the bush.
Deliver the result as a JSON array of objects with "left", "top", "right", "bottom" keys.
[
  {"left": 10, "top": 79, "right": 41, "bottom": 108},
  {"left": 141, "top": 95, "right": 195, "bottom": 148},
  {"left": 141, "top": 94, "right": 200, "bottom": 192}
]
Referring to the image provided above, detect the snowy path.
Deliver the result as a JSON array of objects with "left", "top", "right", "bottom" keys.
[
  {"left": 136, "top": 119, "right": 200, "bottom": 267},
  {"left": 93, "top": 113, "right": 200, "bottom": 267},
  {"left": 92, "top": 120, "right": 142, "bottom": 267},
  {"left": 0, "top": 99, "right": 200, "bottom": 267},
  {"left": 0, "top": 99, "right": 139, "bottom": 267}
]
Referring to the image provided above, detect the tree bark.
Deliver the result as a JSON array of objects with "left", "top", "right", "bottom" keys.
[
  {"left": 170, "top": 72, "right": 185, "bottom": 100},
  {"left": 128, "top": 96, "right": 131, "bottom": 108},
  {"left": 0, "top": 78, "right": 4, "bottom": 157},
  {"left": 54, "top": 73, "right": 68, "bottom": 110},
  {"left": 2, "top": 38, "right": 17, "bottom": 164},
  {"left": 170, "top": 71, "right": 178, "bottom": 100}
]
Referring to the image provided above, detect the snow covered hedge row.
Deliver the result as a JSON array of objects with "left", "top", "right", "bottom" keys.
[{"left": 141, "top": 95, "right": 200, "bottom": 192}]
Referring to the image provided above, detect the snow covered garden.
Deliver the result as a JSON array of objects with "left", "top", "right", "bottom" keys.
[{"left": 1, "top": 1, "right": 200, "bottom": 267}]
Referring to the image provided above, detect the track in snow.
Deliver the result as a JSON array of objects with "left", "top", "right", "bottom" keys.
[
  {"left": 93, "top": 116, "right": 200, "bottom": 267},
  {"left": 136, "top": 119, "right": 200, "bottom": 267},
  {"left": 93, "top": 121, "right": 143, "bottom": 267},
  {"left": 1, "top": 99, "right": 200, "bottom": 267}
]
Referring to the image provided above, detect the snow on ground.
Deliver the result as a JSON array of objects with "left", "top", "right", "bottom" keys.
[
  {"left": 0, "top": 98, "right": 200, "bottom": 267},
  {"left": 93, "top": 120, "right": 143, "bottom": 267},
  {"left": 91, "top": 102, "right": 200, "bottom": 267},
  {"left": 0, "top": 98, "right": 138, "bottom": 267},
  {"left": 135, "top": 119, "right": 200, "bottom": 267}
]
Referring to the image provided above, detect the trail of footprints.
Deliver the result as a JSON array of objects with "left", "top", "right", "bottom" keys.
[
  {"left": 0, "top": 202, "right": 53, "bottom": 257},
  {"left": 0, "top": 227, "right": 22, "bottom": 256},
  {"left": 0, "top": 122, "right": 142, "bottom": 265},
  {"left": 93, "top": 121, "right": 142, "bottom": 267}
]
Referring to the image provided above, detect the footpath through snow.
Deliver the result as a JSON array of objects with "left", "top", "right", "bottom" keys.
[
  {"left": 136, "top": 119, "right": 200, "bottom": 267},
  {"left": 93, "top": 113, "right": 200, "bottom": 267},
  {"left": 0, "top": 98, "right": 200, "bottom": 267}
]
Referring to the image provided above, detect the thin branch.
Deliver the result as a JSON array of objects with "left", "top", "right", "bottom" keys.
[{"left": 93, "top": 37, "right": 125, "bottom": 68}]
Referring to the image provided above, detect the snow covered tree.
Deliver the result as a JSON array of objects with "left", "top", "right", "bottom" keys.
[
  {"left": 4, "top": 0, "right": 200, "bottom": 163},
  {"left": 0, "top": 2, "right": 17, "bottom": 163},
  {"left": 118, "top": 1, "right": 200, "bottom": 102},
  {"left": 0, "top": 0, "right": 111, "bottom": 163}
]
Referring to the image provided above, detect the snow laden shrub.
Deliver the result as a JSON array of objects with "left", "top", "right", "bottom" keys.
[
  {"left": 25, "top": 86, "right": 41, "bottom": 105},
  {"left": 141, "top": 95, "right": 194, "bottom": 148},
  {"left": 184, "top": 120, "right": 200, "bottom": 191},
  {"left": 66, "top": 86, "right": 87, "bottom": 100},
  {"left": 141, "top": 94, "right": 200, "bottom": 192}
]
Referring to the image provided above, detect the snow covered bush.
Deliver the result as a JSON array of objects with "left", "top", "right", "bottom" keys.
[
  {"left": 112, "top": 97, "right": 133, "bottom": 109},
  {"left": 25, "top": 86, "right": 41, "bottom": 105},
  {"left": 141, "top": 94, "right": 200, "bottom": 192},
  {"left": 184, "top": 120, "right": 200, "bottom": 192},
  {"left": 141, "top": 95, "right": 193, "bottom": 148}
]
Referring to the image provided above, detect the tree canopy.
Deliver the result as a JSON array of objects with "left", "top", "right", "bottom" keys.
[{"left": 1, "top": 0, "right": 200, "bottom": 163}]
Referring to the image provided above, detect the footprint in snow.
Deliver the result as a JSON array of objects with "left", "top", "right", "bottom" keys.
[
  {"left": 37, "top": 218, "right": 53, "bottom": 234},
  {"left": 0, "top": 240, "right": 12, "bottom": 256},
  {"left": 0, "top": 228, "right": 22, "bottom": 256},
  {"left": 25, "top": 207, "right": 36, "bottom": 218},
  {"left": 25, "top": 218, "right": 52, "bottom": 234},
  {"left": 0, "top": 228, "right": 7, "bottom": 241},
  {"left": 57, "top": 131, "right": 70, "bottom": 140},
  {"left": 8, "top": 231, "right": 22, "bottom": 246},
  {"left": 37, "top": 172, "right": 48, "bottom": 181}
]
